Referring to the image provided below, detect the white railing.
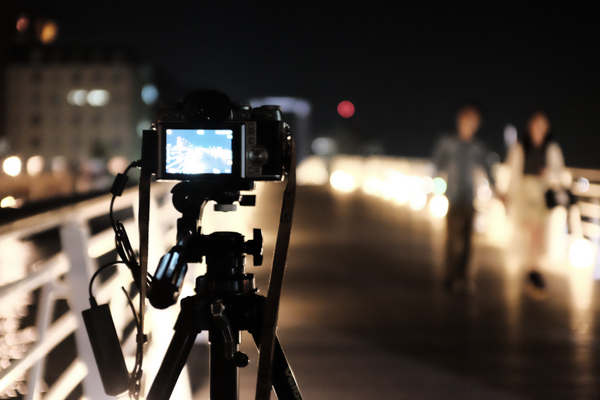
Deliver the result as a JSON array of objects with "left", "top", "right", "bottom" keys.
[
  {"left": 0, "top": 183, "right": 193, "bottom": 400},
  {"left": 569, "top": 168, "right": 600, "bottom": 276}
]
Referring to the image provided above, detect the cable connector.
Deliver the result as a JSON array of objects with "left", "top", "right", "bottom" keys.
[
  {"left": 88, "top": 296, "right": 98, "bottom": 308},
  {"left": 110, "top": 160, "right": 142, "bottom": 197},
  {"left": 110, "top": 173, "right": 129, "bottom": 197}
]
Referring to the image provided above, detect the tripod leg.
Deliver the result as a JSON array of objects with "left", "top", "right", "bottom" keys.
[
  {"left": 251, "top": 333, "right": 303, "bottom": 400},
  {"left": 147, "top": 328, "right": 197, "bottom": 400},
  {"left": 209, "top": 329, "right": 240, "bottom": 400}
]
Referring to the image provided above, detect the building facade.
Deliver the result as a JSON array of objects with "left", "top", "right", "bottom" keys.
[{"left": 4, "top": 45, "right": 158, "bottom": 169}]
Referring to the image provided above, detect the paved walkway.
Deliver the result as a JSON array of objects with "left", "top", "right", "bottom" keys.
[{"left": 189, "top": 184, "right": 600, "bottom": 399}]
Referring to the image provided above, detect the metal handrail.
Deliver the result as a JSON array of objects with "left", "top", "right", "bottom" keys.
[
  {"left": 0, "top": 183, "right": 188, "bottom": 400},
  {"left": 0, "top": 253, "right": 68, "bottom": 310}
]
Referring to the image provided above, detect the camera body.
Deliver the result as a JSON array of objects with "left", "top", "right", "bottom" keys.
[{"left": 151, "top": 92, "right": 290, "bottom": 182}]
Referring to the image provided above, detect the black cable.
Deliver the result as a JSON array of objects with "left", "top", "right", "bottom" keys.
[
  {"left": 85, "top": 159, "right": 147, "bottom": 400},
  {"left": 88, "top": 159, "right": 147, "bottom": 305},
  {"left": 109, "top": 195, "right": 118, "bottom": 234},
  {"left": 88, "top": 261, "right": 129, "bottom": 307},
  {"left": 106, "top": 160, "right": 153, "bottom": 288},
  {"left": 121, "top": 287, "right": 141, "bottom": 332},
  {"left": 110, "top": 161, "right": 140, "bottom": 235},
  {"left": 121, "top": 285, "right": 145, "bottom": 400}
]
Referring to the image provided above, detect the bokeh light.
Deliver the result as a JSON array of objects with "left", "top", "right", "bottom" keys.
[
  {"left": 26, "top": 156, "right": 45, "bottom": 176},
  {"left": 408, "top": 175, "right": 423, "bottom": 192},
  {"left": 3, "top": 156, "right": 22, "bottom": 176},
  {"left": 577, "top": 177, "right": 590, "bottom": 193},
  {"left": 337, "top": 101, "right": 355, "bottom": 118},
  {"left": 569, "top": 238, "right": 595, "bottom": 268},
  {"left": 1, "top": 197, "right": 16, "bottom": 208},
  {"left": 330, "top": 170, "right": 356, "bottom": 192},
  {"left": 39, "top": 21, "right": 58, "bottom": 44},
  {"left": 422, "top": 176, "right": 434, "bottom": 194},
  {"left": 429, "top": 195, "right": 449, "bottom": 218},
  {"left": 311, "top": 137, "right": 337, "bottom": 155},
  {"left": 409, "top": 191, "right": 427, "bottom": 211},
  {"left": 51, "top": 156, "right": 69, "bottom": 174},
  {"left": 141, "top": 84, "right": 159, "bottom": 105},
  {"left": 67, "top": 90, "right": 87, "bottom": 106},
  {"left": 362, "top": 176, "right": 381, "bottom": 195},
  {"left": 432, "top": 177, "right": 447, "bottom": 195},
  {"left": 87, "top": 90, "right": 110, "bottom": 106},
  {"left": 297, "top": 160, "right": 329, "bottom": 185},
  {"left": 16, "top": 16, "right": 29, "bottom": 33},
  {"left": 107, "top": 156, "right": 130, "bottom": 176},
  {"left": 394, "top": 188, "right": 410, "bottom": 205}
]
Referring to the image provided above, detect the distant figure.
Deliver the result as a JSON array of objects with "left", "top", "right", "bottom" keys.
[
  {"left": 505, "top": 111, "right": 565, "bottom": 298},
  {"left": 432, "top": 102, "right": 493, "bottom": 292}
]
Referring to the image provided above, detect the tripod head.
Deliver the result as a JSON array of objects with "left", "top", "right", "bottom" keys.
[
  {"left": 83, "top": 90, "right": 300, "bottom": 400},
  {"left": 147, "top": 180, "right": 263, "bottom": 310},
  {"left": 170, "top": 180, "right": 255, "bottom": 219}
]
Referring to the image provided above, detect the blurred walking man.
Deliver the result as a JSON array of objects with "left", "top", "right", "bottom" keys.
[{"left": 432, "top": 102, "right": 493, "bottom": 293}]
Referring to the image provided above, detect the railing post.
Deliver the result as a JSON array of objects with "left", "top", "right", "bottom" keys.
[
  {"left": 25, "top": 282, "right": 61, "bottom": 400},
  {"left": 60, "top": 219, "right": 111, "bottom": 400}
]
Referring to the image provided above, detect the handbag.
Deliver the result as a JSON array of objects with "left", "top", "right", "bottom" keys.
[{"left": 544, "top": 188, "right": 576, "bottom": 209}]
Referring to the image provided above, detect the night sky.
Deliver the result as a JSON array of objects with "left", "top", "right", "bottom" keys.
[{"left": 3, "top": 1, "right": 600, "bottom": 167}]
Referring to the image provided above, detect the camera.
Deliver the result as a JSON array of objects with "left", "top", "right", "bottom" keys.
[{"left": 144, "top": 90, "right": 291, "bottom": 182}]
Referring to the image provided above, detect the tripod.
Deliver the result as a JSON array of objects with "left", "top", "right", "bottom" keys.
[{"left": 146, "top": 181, "right": 302, "bottom": 400}]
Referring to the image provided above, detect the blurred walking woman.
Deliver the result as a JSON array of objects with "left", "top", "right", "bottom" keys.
[{"left": 505, "top": 111, "right": 565, "bottom": 297}]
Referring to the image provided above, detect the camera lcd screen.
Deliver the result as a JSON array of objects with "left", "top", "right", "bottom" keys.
[{"left": 165, "top": 128, "right": 234, "bottom": 175}]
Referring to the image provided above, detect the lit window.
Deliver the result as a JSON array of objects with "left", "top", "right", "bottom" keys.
[
  {"left": 87, "top": 90, "right": 110, "bottom": 107},
  {"left": 67, "top": 89, "right": 87, "bottom": 106},
  {"left": 3, "top": 156, "right": 22, "bottom": 176},
  {"left": 51, "top": 156, "right": 68, "bottom": 173},
  {"left": 26, "top": 156, "right": 45, "bottom": 176}
]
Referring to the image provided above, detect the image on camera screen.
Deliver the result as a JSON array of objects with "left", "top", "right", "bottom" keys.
[{"left": 165, "top": 128, "right": 234, "bottom": 175}]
